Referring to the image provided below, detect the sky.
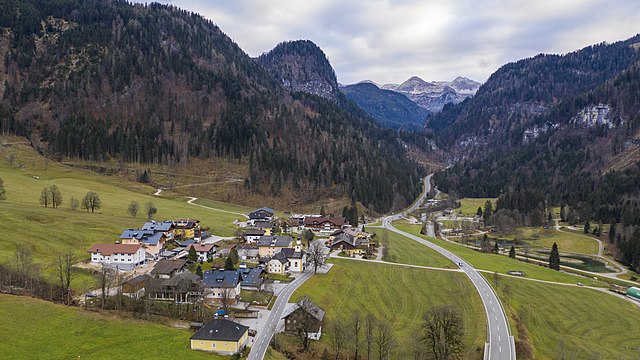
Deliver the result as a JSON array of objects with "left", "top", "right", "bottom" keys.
[{"left": 149, "top": 0, "right": 639, "bottom": 85}]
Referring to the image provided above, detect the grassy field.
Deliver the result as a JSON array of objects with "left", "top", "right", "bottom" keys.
[
  {"left": 291, "top": 259, "right": 486, "bottom": 359},
  {"left": 0, "top": 139, "right": 248, "bottom": 287},
  {"left": 486, "top": 276, "right": 640, "bottom": 359},
  {"left": 371, "top": 229, "right": 455, "bottom": 268},
  {"left": 394, "top": 222, "right": 604, "bottom": 286},
  {"left": 518, "top": 228, "right": 599, "bottom": 255},
  {"left": 0, "top": 294, "right": 219, "bottom": 359},
  {"left": 457, "top": 198, "right": 496, "bottom": 216}
]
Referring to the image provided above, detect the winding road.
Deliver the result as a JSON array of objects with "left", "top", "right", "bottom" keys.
[
  {"left": 382, "top": 175, "right": 516, "bottom": 360},
  {"left": 247, "top": 270, "right": 313, "bottom": 360}
]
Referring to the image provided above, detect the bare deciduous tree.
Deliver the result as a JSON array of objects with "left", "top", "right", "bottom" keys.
[
  {"left": 128, "top": 200, "right": 139, "bottom": 217},
  {"left": 39, "top": 186, "right": 50, "bottom": 208},
  {"left": 55, "top": 252, "right": 76, "bottom": 305},
  {"left": 366, "top": 314, "right": 376, "bottom": 360},
  {"left": 353, "top": 311, "right": 362, "bottom": 360},
  {"left": 97, "top": 264, "right": 115, "bottom": 308},
  {"left": 308, "top": 240, "right": 328, "bottom": 274},
  {"left": 329, "top": 318, "right": 346, "bottom": 360},
  {"left": 49, "top": 184, "right": 62, "bottom": 209},
  {"left": 376, "top": 321, "right": 395, "bottom": 360},
  {"left": 82, "top": 191, "right": 101, "bottom": 213},
  {"left": 220, "top": 287, "right": 235, "bottom": 310},
  {"left": 422, "top": 306, "right": 463, "bottom": 360}
]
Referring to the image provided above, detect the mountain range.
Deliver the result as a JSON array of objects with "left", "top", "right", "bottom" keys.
[
  {"left": 381, "top": 76, "right": 481, "bottom": 112},
  {"left": 0, "top": 0, "right": 423, "bottom": 212}
]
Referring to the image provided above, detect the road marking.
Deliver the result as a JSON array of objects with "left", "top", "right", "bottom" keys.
[{"left": 499, "top": 346, "right": 502, "bottom": 352}]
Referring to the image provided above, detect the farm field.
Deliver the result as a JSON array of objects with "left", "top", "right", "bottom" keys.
[
  {"left": 456, "top": 198, "right": 496, "bottom": 216},
  {"left": 518, "top": 228, "right": 599, "bottom": 255},
  {"left": 0, "top": 294, "right": 218, "bottom": 359},
  {"left": 291, "top": 258, "right": 486, "bottom": 359},
  {"left": 0, "top": 140, "right": 248, "bottom": 286},
  {"left": 486, "top": 276, "right": 640, "bottom": 359},
  {"left": 394, "top": 222, "right": 604, "bottom": 286},
  {"left": 371, "top": 228, "right": 454, "bottom": 268}
]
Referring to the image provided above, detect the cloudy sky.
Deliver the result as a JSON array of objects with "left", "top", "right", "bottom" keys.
[{"left": 154, "top": 0, "right": 639, "bottom": 84}]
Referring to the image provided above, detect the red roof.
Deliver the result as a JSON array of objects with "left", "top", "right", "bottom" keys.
[
  {"left": 303, "top": 217, "right": 346, "bottom": 226},
  {"left": 88, "top": 243, "right": 142, "bottom": 256},
  {"left": 189, "top": 243, "right": 215, "bottom": 252}
]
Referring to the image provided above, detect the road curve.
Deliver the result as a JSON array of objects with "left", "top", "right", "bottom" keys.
[
  {"left": 383, "top": 175, "right": 516, "bottom": 360},
  {"left": 247, "top": 270, "right": 313, "bottom": 360}
]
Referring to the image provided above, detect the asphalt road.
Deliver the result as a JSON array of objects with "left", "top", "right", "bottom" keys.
[
  {"left": 383, "top": 175, "right": 516, "bottom": 360},
  {"left": 247, "top": 270, "right": 313, "bottom": 360}
]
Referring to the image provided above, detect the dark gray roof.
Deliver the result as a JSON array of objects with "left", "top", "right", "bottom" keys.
[
  {"left": 331, "top": 233, "right": 368, "bottom": 248},
  {"left": 243, "top": 229, "right": 266, "bottom": 236},
  {"left": 120, "top": 229, "right": 154, "bottom": 239},
  {"left": 239, "top": 268, "right": 263, "bottom": 288},
  {"left": 256, "top": 235, "right": 292, "bottom": 248},
  {"left": 150, "top": 259, "right": 188, "bottom": 275},
  {"left": 202, "top": 270, "right": 240, "bottom": 288},
  {"left": 282, "top": 297, "right": 325, "bottom": 321},
  {"left": 190, "top": 319, "right": 248, "bottom": 342},
  {"left": 146, "top": 271, "right": 202, "bottom": 293},
  {"left": 253, "top": 221, "right": 274, "bottom": 229},
  {"left": 270, "top": 251, "right": 288, "bottom": 264},
  {"left": 281, "top": 248, "right": 305, "bottom": 260}
]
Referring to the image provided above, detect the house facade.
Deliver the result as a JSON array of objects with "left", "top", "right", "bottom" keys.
[
  {"left": 257, "top": 235, "right": 293, "bottom": 257},
  {"left": 119, "top": 229, "right": 167, "bottom": 256},
  {"left": 202, "top": 270, "right": 241, "bottom": 304},
  {"left": 243, "top": 229, "right": 265, "bottom": 243},
  {"left": 189, "top": 243, "right": 215, "bottom": 262},
  {"left": 303, "top": 217, "right": 346, "bottom": 233},
  {"left": 174, "top": 219, "right": 201, "bottom": 240},
  {"left": 88, "top": 244, "right": 146, "bottom": 270},
  {"left": 190, "top": 319, "right": 249, "bottom": 355},
  {"left": 146, "top": 271, "right": 203, "bottom": 303},
  {"left": 329, "top": 233, "right": 370, "bottom": 256},
  {"left": 282, "top": 297, "right": 325, "bottom": 340}
]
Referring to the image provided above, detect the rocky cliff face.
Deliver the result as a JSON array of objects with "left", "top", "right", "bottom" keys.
[{"left": 256, "top": 40, "right": 339, "bottom": 101}]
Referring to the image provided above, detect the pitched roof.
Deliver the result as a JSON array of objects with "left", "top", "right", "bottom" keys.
[
  {"left": 243, "top": 229, "right": 266, "bottom": 236},
  {"left": 331, "top": 233, "right": 368, "bottom": 248},
  {"left": 190, "top": 319, "right": 249, "bottom": 342},
  {"left": 119, "top": 229, "right": 155, "bottom": 239},
  {"left": 88, "top": 244, "right": 142, "bottom": 256},
  {"left": 142, "top": 232, "right": 165, "bottom": 246},
  {"left": 281, "top": 248, "right": 305, "bottom": 260},
  {"left": 141, "top": 221, "right": 174, "bottom": 231},
  {"left": 256, "top": 235, "right": 293, "bottom": 248},
  {"left": 253, "top": 207, "right": 275, "bottom": 215},
  {"left": 150, "top": 258, "right": 188, "bottom": 275},
  {"left": 202, "top": 270, "right": 240, "bottom": 288},
  {"left": 179, "top": 239, "right": 198, "bottom": 247},
  {"left": 282, "top": 297, "right": 325, "bottom": 321},
  {"left": 239, "top": 268, "right": 263, "bottom": 288},
  {"left": 174, "top": 219, "right": 199, "bottom": 229},
  {"left": 269, "top": 251, "right": 288, "bottom": 264},
  {"left": 146, "top": 271, "right": 202, "bottom": 292},
  {"left": 303, "top": 216, "right": 346, "bottom": 226},
  {"left": 253, "top": 220, "right": 274, "bottom": 229},
  {"left": 189, "top": 243, "right": 215, "bottom": 253}
]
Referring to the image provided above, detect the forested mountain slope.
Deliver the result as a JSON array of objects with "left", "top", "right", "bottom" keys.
[
  {"left": 0, "top": 0, "right": 423, "bottom": 212},
  {"left": 432, "top": 35, "right": 640, "bottom": 271}
]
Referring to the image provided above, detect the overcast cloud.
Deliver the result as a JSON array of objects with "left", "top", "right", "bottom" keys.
[{"left": 151, "top": 0, "right": 639, "bottom": 84}]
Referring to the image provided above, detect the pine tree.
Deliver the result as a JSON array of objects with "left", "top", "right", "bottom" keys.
[
  {"left": 195, "top": 265, "right": 203, "bottom": 277},
  {"left": 480, "top": 234, "right": 490, "bottom": 252},
  {"left": 0, "top": 177, "right": 6, "bottom": 200},
  {"left": 320, "top": 205, "right": 326, "bottom": 217},
  {"left": 549, "top": 242, "right": 560, "bottom": 271},
  {"left": 224, "top": 256, "right": 235, "bottom": 270},
  {"left": 560, "top": 205, "right": 566, "bottom": 222},
  {"left": 476, "top": 207, "right": 483, "bottom": 217},
  {"left": 493, "top": 242, "right": 500, "bottom": 254},
  {"left": 584, "top": 221, "right": 590, "bottom": 234},
  {"left": 509, "top": 245, "right": 516, "bottom": 258},
  {"left": 188, "top": 246, "right": 198, "bottom": 263},
  {"left": 609, "top": 222, "right": 617, "bottom": 243},
  {"left": 483, "top": 200, "right": 493, "bottom": 227}
]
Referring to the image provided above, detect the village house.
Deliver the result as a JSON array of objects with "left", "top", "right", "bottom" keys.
[
  {"left": 202, "top": 270, "right": 241, "bottom": 305},
  {"left": 88, "top": 243, "right": 146, "bottom": 270},
  {"left": 119, "top": 229, "right": 167, "bottom": 256},
  {"left": 121, "top": 274, "right": 150, "bottom": 299},
  {"left": 329, "top": 226, "right": 370, "bottom": 243},
  {"left": 303, "top": 216, "right": 346, "bottom": 233},
  {"left": 146, "top": 271, "right": 203, "bottom": 303},
  {"left": 329, "top": 233, "right": 371, "bottom": 256},
  {"left": 267, "top": 252, "right": 289, "bottom": 274},
  {"left": 190, "top": 318, "right": 249, "bottom": 355},
  {"left": 188, "top": 243, "right": 216, "bottom": 262},
  {"left": 253, "top": 220, "right": 274, "bottom": 236},
  {"left": 216, "top": 243, "right": 237, "bottom": 259},
  {"left": 141, "top": 220, "right": 175, "bottom": 239},
  {"left": 247, "top": 207, "right": 275, "bottom": 226},
  {"left": 238, "top": 268, "right": 264, "bottom": 291},
  {"left": 282, "top": 297, "right": 325, "bottom": 340},
  {"left": 242, "top": 229, "right": 265, "bottom": 243},
  {"left": 257, "top": 235, "right": 293, "bottom": 257},
  {"left": 174, "top": 219, "right": 201, "bottom": 240},
  {"left": 151, "top": 258, "right": 189, "bottom": 279},
  {"left": 236, "top": 244, "right": 259, "bottom": 262}
]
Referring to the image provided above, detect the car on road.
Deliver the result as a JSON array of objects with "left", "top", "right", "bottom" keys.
[{"left": 577, "top": 282, "right": 584, "bottom": 286}]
